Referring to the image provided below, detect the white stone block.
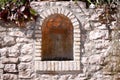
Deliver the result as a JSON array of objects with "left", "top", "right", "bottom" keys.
[
  {"left": 74, "top": 34, "right": 81, "bottom": 38},
  {"left": 51, "top": 61, "right": 55, "bottom": 71},
  {"left": 76, "top": 62, "right": 80, "bottom": 70},
  {"left": 40, "top": 14, "right": 46, "bottom": 19},
  {"left": 72, "top": 62, "right": 77, "bottom": 71},
  {"left": 72, "top": 62, "right": 76, "bottom": 70},
  {"left": 69, "top": 61, "right": 73, "bottom": 71},
  {"left": 74, "top": 32, "right": 80, "bottom": 36},
  {"left": 74, "top": 55, "right": 80, "bottom": 60},
  {"left": 47, "top": 61, "right": 51, "bottom": 71},
  {"left": 42, "top": 62, "right": 45, "bottom": 71},
  {"left": 71, "top": 18, "right": 78, "bottom": 23},
  {"left": 65, "top": 61, "right": 69, "bottom": 71},
  {"left": 38, "top": 62, "right": 43, "bottom": 71},
  {"left": 67, "top": 12, "right": 73, "bottom": 18},
  {"left": 43, "top": 61, "right": 47, "bottom": 71},
  {"left": 3, "top": 36, "right": 15, "bottom": 45},
  {"left": 69, "top": 15, "right": 75, "bottom": 19},
  {"left": 39, "top": 21, "right": 43, "bottom": 27},
  {"left": 8, "top": 31, "right": 25, "bottom": 37},
  {"left": 74, "top": 52, "right": 80, "bottom": 56},
  {"left": 16, "top": 38, "right": 33, "bottom": 43},
  {"left": 35, "top": 62, "right": 39, "bottom": 71},
  {"left": 36, "top": 39, "right": 42, "bottom": 42},
  {"left": 64, "top": 9, "right": 70, "bottom": 16},
  {"left": 35, "top": 46, "right": 41, "bottom": 49},
  {"left": 0, "top": 48, "right": 7, "bottom": 56},
  {"left": 42, "top": 11, "right": 48, "bottom": 18},
  {"left": 53, "top": 8, "right": 58, "bottom": 13},
  {"left": 74, "top": 41, "right": 81, "bottom": 45},
  {"left": 46, "top": 9, "right": 52, "bottom": 16},
  {"left": 19, "top": 55, "right": 33, "bottom": 62},
  {"left": 35, "top": 52, "right": 41, "bottom": 57},
  {"left": 74, "top": 49, "right": 80, "bottom": 53},
  {"left": 61, "top": 61, "right": 65, "bottom": 71},
  {"left": 50, "top": 9, "right": 54, "bottom": 14},
  {"left": 26, "top": 30, "right": 34, "bottom": 38},
  {"left": 74, "top": 37, "right": 80, "bottom": 41},
  {"left": 36, "top": 26, "right": 42, "bottom": 30},
  {"left": 2, "top": 58, "right": 19, "bottom": 64},
  {"left": 35, "top": 33, "right": 42, "bottom": 38},
  {"left": 35, "top": 30, "right": 41, "bottom": 34},
  {"left": 35, "top": 57, "right": 41, "bottom": 61},
  {"left": 74, "top": 57, "right": 80, "bottom": 61},
  {"left": 74, "top": 29, "right": 80, "bottom": 33},
  {"left": 75, "top": 8, "right": 82, "bottom": 13},
  {"left": 0, "top": 62, "right": 4, "bottom": 69},
  {"left": 74, "top": 25, "right": 80, "bottom": 29},
  {"left": 3, "top": 74, "right": 18, "bottom": 80},
  {"left": 88, "top": 54, "right": 101, "bottom": 64},
  {"left": 74, "top": 44, "right": 80, "bottom": 47},
  {"left": 58, "top": 62, "right": 62, "bottom": 71},
  {"left": 57, "top": 8, "right": 61, "bottom": 14},
  {"left": 60, "top": 8, "right": 65, "bottom": 14},
  {"left": 35, "top": 42, "right": 41, "bottom": 46},
  {"left": 74, "top": 45, "right": 80, "bottom": 49},
  {"left": 35, "top": 49, "right": 41, "bottom": 53},
  {"left": 54, "top": 61, "right": 58, "bottom": 71},
  {"left": 4, "top": 64, "right": 18, "bottom": 73},
  {"left": 89, "top": 30, "right": 108, "bottom": 40},
  {"left": 0, "top": 69, "right": 3, "bottom": 79},
  {"left": 73, "top": 21, "right": 79, "bottom": 27}
]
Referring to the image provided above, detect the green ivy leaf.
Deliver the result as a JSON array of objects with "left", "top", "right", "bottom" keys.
[
  {"left": 30, "top": 8, "right": 37, "bottom": 16},
  {"left": 87, "top": 0, "right": 93, "bottom": 4},
  {"left": 12, "top": 0, "right": 17, "bottom": 3}
]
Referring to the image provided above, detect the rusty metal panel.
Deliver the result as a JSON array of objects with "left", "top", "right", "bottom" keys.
[{"left": 41, "top": 14, "right": 73, "bottom": 61}]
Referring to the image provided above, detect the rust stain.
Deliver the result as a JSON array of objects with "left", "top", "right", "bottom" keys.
[{"left": 41, "top": 14, "right": 73, "bottom": 61}]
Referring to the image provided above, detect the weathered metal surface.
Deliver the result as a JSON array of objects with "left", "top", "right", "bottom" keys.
[{"left": 41, "top": 14, "right": 73, "bottom": 60}]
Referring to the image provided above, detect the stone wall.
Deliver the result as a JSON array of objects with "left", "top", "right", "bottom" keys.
[
  {"left": 0, "top": 21, "right": 36, "bottom": 80},
  {"left": 0, "top": 1, "right": 120, "bottom": 80}
]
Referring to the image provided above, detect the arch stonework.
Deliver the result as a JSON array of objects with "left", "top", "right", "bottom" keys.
[{"left": 35, "top": 7, "right": 81, "bottom": 72}]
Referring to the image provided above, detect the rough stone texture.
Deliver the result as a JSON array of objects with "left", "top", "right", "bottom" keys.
[
  {"left": 3, "top": 74, "right": 18, "bottom": 80},
  {"left": 20, "top": 44, "right": 34, "bottom": 55},
  {"left": 18, "top": 63, "right": 34, "bottom": 79},
  {"left": 0, "top": 69, "right": 3, "bottom": 80},
  {"left": 0, "top": 20, "right": 35, "bottom": 80},
  {"left": 4, "top": 64, "right": 18, "bottom": 73},
  {"left": 31, "top": 1, "right": 120, "bottom": 80},
  {"left": 19, "top": 55, "right": 33, "bottom": 62},
  {"left": 0, "top": 1, "right": 119, "bottom": 80},
  {"left": 2, "top": 58, "right": 19, "bottom": 64}
]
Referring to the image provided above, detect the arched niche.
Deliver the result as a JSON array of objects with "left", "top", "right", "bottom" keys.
[
  {"left": 41, "top": 14, "right": 73, "bottom": 61},
  {"left": 35, "top": 7, "right": 81, "bottom": 72}
]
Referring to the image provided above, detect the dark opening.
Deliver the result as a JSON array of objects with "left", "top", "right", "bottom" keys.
[{"left": 41, "top": 14, "right": 73, "bottom": 61}]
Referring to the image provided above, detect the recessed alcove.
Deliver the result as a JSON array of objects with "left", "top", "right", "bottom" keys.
[
  {"left": 35, "top": 7, "right": 81, "bottom": 72},
  {"left": 41, "top": 14, "right": 73, "bottom": 61}
]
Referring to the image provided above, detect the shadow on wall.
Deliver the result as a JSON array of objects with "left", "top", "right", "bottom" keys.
[
  {"left": 78, "top": 19, "right": 87, "bottom": 72},
  {"left": 0, "top": 20, "right": 17, "bottom": 28}
]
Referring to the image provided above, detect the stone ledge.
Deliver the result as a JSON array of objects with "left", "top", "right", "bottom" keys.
[{"left": 35, "top": 61, "right": 80, "bottom": 72}]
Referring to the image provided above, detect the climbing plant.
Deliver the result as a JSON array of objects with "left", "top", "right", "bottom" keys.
[{"left": 0, "top": 0, "right": 37, "bottom": 27}]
